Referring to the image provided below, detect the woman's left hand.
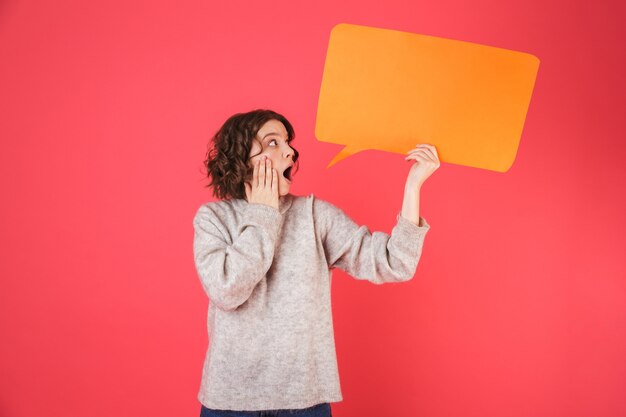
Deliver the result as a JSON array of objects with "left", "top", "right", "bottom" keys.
[{"left": 405, "top": 143, "right": 441, "bottom": 187}]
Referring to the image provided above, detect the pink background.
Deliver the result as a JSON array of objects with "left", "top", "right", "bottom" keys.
[{"left": 1, "top": 1, "right": 625, "bottom": 416}]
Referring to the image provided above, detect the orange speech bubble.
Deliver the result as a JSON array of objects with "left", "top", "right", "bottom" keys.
[{"left": 315, "top": 23, "right": 540, "bottom": 172}]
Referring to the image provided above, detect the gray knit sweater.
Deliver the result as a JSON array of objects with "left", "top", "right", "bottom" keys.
[{"left": 192, "top": 193, "right": 430, "bottom": 411}]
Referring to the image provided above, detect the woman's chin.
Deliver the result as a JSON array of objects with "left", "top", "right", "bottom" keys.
[{"left": 279, "top": 179, "right": 291, "bottom": 195}]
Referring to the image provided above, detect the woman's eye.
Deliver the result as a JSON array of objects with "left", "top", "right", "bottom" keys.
[{"left": 269, "top": 139, "right": 277, "bottom": 146}]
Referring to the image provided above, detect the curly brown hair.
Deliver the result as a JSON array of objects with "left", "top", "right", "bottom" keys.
[{"left": 203, "top": 109, "right": 300, "bottom": 200}]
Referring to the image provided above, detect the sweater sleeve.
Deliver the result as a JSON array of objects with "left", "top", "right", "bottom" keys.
[
  {"left": 314, "top": 198, "right": 430, "bottom": 284},
  {"left": 193, "top": 202, "right": 282, "bottom": 311}
]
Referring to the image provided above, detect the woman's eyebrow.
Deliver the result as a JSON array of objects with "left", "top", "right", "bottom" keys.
[{"left": 261, "top": 132, "right": 286, "bottom": 140}]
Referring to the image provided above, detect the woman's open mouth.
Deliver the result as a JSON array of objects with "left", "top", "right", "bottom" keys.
[{"left": 282, "top": 166, "right": 293, "bottom": 182}]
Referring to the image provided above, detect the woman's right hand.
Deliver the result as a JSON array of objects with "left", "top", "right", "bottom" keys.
[{"left": 244, "top": 156, "right": 279, "bottom": 210}]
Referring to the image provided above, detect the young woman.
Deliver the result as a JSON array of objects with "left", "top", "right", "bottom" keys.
[{"left": 193, "top": 109, "right": 439, "bottom": 417}]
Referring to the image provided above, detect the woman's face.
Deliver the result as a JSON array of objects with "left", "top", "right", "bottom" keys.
[{"left": 248, "top": 119, "right": 296, "bottom": 196}]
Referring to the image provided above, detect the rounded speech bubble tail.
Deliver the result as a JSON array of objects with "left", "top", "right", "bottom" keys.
[{"left": 326, "top": 146, "right": 361, "bottom": 169}]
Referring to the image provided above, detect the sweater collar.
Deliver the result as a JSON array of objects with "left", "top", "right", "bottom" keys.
[{"left": 232, "top": 193, "right": 294, "bottom": 215}]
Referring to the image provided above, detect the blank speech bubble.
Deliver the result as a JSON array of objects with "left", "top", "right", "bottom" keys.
[{"left": 315, "top": 23, "right": 540, "bottom": 172}]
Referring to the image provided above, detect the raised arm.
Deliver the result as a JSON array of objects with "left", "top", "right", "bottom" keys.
[
  {"left": 314, "top": 198, "right": 430, "bottom": 284},
  {"left": 315, "top": 143, "right": 439, "bottom": 283},
  {"left": 402, "top": 143, "right": 440, "bottom": 224}
]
